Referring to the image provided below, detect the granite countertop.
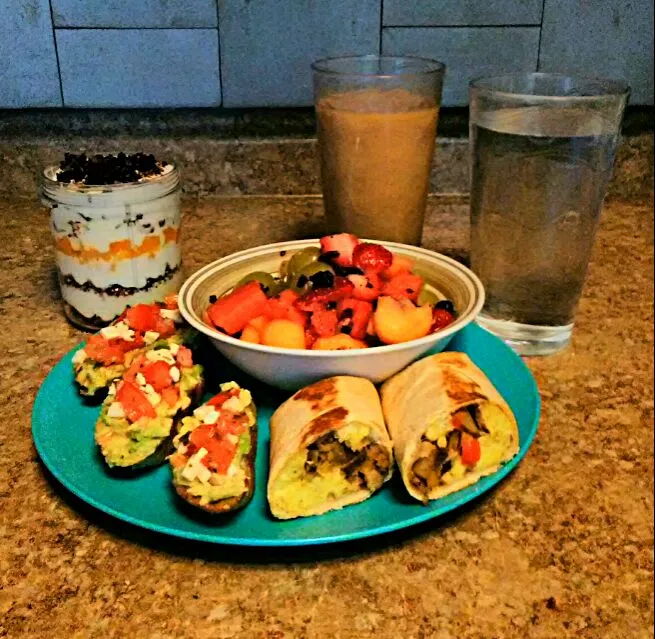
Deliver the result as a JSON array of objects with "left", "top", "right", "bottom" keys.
[{"left": 0, "top": 193, "right": 652, "bottom": 639}]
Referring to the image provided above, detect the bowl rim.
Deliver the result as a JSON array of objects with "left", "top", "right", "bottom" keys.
[{"left": 179, "top": 239, "right": 485, "bottom": 358}]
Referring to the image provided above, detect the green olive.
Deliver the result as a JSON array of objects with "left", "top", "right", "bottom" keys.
[
  {"left": 289, "top": 262, "right": 335, "bottom": 293},
  {"left": 235, "top": 271, "right": 279, "bottom": 296},
  {"left": 417, "top": 288, "right": 439, "bottom": 307},
  {"left": 285, "top": 247, "right": 321, "bottom": 284}
]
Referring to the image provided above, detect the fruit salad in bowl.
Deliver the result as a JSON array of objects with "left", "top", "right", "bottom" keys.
[{"left": 179, "top": 234, "right": 484, "bottom": 391}]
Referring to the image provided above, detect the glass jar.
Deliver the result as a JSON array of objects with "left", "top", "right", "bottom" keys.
[{"left": 41, "top": 164, "right": 183, "bottom": 330}]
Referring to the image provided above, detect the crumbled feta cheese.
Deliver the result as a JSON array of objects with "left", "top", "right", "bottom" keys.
[
  {"left": 144, "top": 331, "right": 160, "bottom": 344},
  {"left": 202, "top": 409, "right": 220, "bottom": 425},
  {"left": 108, "top": 383, "right": 117, "bottom": 397},
  {"left": 100, "top": 321, "right": 135, "bottom": 342},
  {"left": 193, "top": 405, "right": 215, "bottom": 421},
  {"left": 107, "top": 402, "right": 125, "bottom": 419},
  {"left": 160, "top": 308, "right": 182, "bottom": 323},
  {"left": 226, "top": 434, "right": 239, "bottom": 445},
  {"left": 196, "top": 466, "right": 212, "bottom": 483},
  {"left": 136, "top": 372, "right": 147, "bottom": 387},
  {"left": 72, "top": 348, "right": 88, "bottom": 365},
  {"left": 169, "top": 342, "right": 180, "bottom": 356},
  {"left": 220, "top": 381, "right": 240, "bottom": 392},
  {"left": 141, "top": 384, "right": 161, "bottom": 406},
  {"left": 169, "top": 366, "right": 180, "bottom": 383},
  {"left": 239, "top": 389, "right": 252, "bottom": 407},
  {"left": 222, "top": 397, "right": 241, "bottom": 413},
  {"left": 223, "top": 392, "right": 250, "bottom": 413},
  {"left": 181, "top": 447, "right": 209, "bottom": 481},
  {"left": 437, "top": 436, "right": 448, "bottom": 449},
  {"left": 145, "top": 348, "right": 176, "bottom": 365}
]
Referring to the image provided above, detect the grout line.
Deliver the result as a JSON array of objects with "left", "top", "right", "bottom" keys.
[
  {"left": 52, "top": 26, "right": 217, "bottom": 30},
  {"left": 536, "top": 0, "right": 547, "bottom": 69},
  {"left": 379, "top": 0, "right": 384, "bottom": 55},
  {"left": 48, "top": 0, "right": 65, "bottom": 106},
  {"left": 216, "top": 2, "right": 224, "bottom": 109},
  {"left": 383, "top": 24, "right": 542, "bottom": 29}
]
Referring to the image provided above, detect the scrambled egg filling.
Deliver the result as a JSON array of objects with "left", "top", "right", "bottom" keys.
[
  {"left": 270, "top": 422, "right": 390, "bottom": 515},
  {"left": 412, "top": 403, "right": 514, "bottom": 494}
]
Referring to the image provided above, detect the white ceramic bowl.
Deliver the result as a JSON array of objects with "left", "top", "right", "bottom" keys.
[{"left": 179, "top": 239, "right": 485, "bottom": 391}]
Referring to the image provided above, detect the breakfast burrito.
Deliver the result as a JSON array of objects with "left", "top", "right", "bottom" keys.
[
  {"left": 380, "top": 352, "right": 519, "bottom": 503},
  {"left": 267, "top": 376, "right": 394, "bottom": 520}
]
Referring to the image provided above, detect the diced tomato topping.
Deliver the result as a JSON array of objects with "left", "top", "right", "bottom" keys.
[
  {"left": 188, "top": 424, "right": 237, "bottom": 475},
  {"left": 461, "top": 433, "right": 481, "bottom": 466},
  {"left": 169, "top": 452, "right": 186, "bottom": 469},
  {"left": 217, "top": 411, "right": 249, "bottom": 436},
  {"left": 381, "top": 272, "right": 424, "bottom": 302},
  {"left": 207, "top": 281, "right": 269, "bottom": 335},
  {"left": 122, "top": 354, "right": 146, "bottom": 383},
  {"left": 161, "top": 385, "right": 180, "bottom": 407},
  {"left": 142, "top": 360, "right": 172, "bottom": 392},
  {"left": 380, "top": 254, "right": 414, "bottom": 281},
  {"left": 126, "top": 304, "right": 161, "bottom": 332},
  {"left": 175, "top": 345, "right": 193, "bottom": 368},
  {"left": 163, "top": 294, "right": 179, "bottom": 310},
  {"left": 319, "top": 233, "right": 360, "bottom": 267},
  {"left": 154, "top": 316, "right": 176, "bottom": 338},
  {"left": 116, "top": 380, "right": 156, "bottom": 422},
  {"left": 293, "top": 277, "right": 354, "bottom": 312},
  {"left": 188, "top": 424, "right": 238, "bottom": 474},
  {"left": 352, "top": 243, "right": 394, "bottom": 274},
  {"left": 347, "top": 273, "right": 382, "bottom": 302},
  {"left": 431, "top": 308, "right": 455, "bottom": 332},
  {"left": 337, "top": 298, "right": 374, "bottom": 341},
  {"left": 84, "top": 334, "right": 139, "bottom": 366},
  {"left": 206, "top": 388, "right": 240, "bottom": 408},
  {"left": 310, "top": 308, "right": 339, "bottom": 337}
]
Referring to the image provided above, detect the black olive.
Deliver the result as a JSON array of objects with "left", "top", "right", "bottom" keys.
[
  {"left": 208, "top": 295, "right": 217, "bottom": 303},
  {"left": 308, "top": 270, "right": 335, "bottom": 289},
  {"left": 435, "top": 300, "right": 455, "bottom": 313}
]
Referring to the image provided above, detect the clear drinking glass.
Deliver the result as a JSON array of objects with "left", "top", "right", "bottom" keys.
[
  {"left": 312, "top": 55, "right": 445, "bottom": 245},
  {"left": 469, "top": 73, "right": 629, "bottom": 355}
]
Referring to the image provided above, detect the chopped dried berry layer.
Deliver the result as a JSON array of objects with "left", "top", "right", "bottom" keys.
[{"left": 56, "top": 152, "right": 166, "bottom": 185}]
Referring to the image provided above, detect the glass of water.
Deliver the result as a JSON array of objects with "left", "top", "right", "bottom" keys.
[{"left": 469, "top": 73, "right": 629, "bottom": 356}]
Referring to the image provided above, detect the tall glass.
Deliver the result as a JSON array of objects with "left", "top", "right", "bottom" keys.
[
  {"left": 469, "top": 73, "right": 629, "bottom": 355},
  {"left": 312, "top": 55, "right": 445, "bottom": 245}
]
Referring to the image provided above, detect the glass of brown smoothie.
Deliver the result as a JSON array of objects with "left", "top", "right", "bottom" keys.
[{"left": 312, "top": 55, "right": 445, "bottom": 245}]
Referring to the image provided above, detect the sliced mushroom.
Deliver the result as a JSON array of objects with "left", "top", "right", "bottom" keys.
[
  {"left": 448, "top": 429, "right": 462, "bottom": 452},
  {"left": 454, "top": 408, "right": 481, "bottom": 437}
]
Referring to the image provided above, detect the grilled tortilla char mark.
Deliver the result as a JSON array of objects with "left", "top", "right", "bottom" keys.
[
  {"left": 304, "top": 432, "right": 390, "bottom": 491},
  {"left": 411, "top": 405, "right": 487, "bottom": 493}
]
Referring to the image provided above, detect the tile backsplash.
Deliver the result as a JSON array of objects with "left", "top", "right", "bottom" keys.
[{"left": 1, "top": 0, "right": 653, "bottom": 109}]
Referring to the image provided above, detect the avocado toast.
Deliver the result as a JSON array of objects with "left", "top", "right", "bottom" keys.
[
  {"left": 169, "top": 383, "right": 257, "bottom": 514},
  {"left": 73, "top": 297, "right": 194, "bottom": 398},
  {"left": 95, "top": 341, "right": 204, "bottom": 469}
]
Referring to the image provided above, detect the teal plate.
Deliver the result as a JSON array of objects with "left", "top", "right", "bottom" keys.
[{"left": 32, "top": 323, "right": 540, "bottom": 547}]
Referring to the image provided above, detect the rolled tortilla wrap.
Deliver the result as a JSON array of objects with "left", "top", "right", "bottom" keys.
[
  {"left": 380, "top": 352, "right": 519, "bottom": 503},
  {"left": 267, "top": 376, "right": 394, "bottom": 520}
]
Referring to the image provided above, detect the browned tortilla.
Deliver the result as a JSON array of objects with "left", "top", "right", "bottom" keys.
[
  {"left": 267, "top": 376, "right": 394, "bottom": 520},
  {"left": 381, "top": 352, "right": 519, "bottom": 502}
]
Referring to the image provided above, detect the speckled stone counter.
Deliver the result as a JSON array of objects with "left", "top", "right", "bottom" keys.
[{"left": 1, "top": 193, "right": 653, "bottom": 639}]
